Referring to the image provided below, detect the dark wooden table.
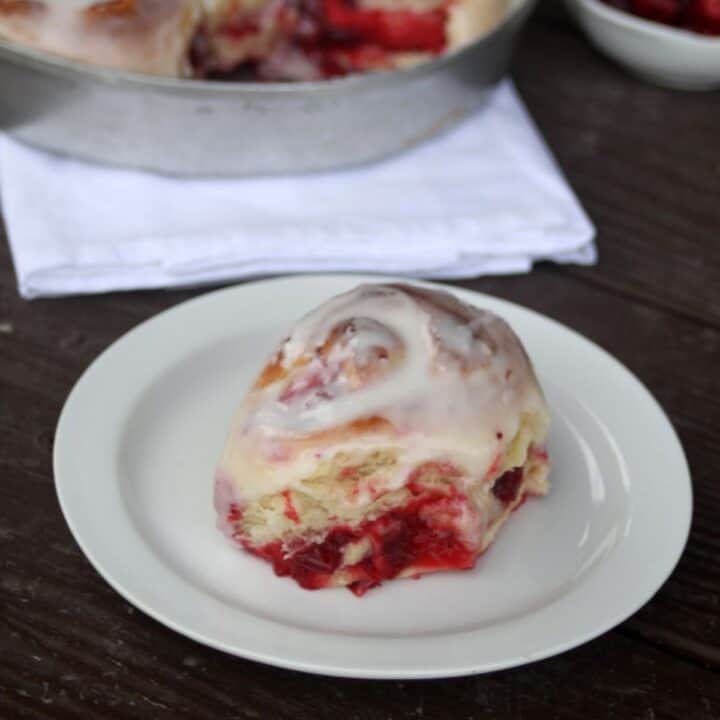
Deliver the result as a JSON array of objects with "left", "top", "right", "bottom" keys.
[{"left": 2, "top": 4, "right": 719, "bottom": 718}]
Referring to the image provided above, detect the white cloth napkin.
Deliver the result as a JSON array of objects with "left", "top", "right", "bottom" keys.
[{"left": 1, "top": 80, "right": 595, "bottom": 299}]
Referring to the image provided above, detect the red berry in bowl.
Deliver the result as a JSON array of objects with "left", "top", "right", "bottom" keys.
[
  {"left": 682, "top": 0, "right": 720, "bottom": 34},
  {"left": 629, "top": 0, "right": 683, "bottom": 25}
]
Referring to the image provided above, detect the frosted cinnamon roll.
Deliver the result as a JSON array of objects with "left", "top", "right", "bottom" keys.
[{"left": 215, "top": 283, "right": 550, "bottom": 595}]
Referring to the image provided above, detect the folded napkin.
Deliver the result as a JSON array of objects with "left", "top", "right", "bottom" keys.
[{"left": 1, "top": 80, "right": 595, "bottom": 299}]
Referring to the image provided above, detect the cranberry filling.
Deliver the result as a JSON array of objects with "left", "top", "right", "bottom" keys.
[
  {"left": 217, "top": 16, "right": 262, "bottom": 40},
  {"left": 190, "top": 0, "right": 449, "bottom": 79},
  {"left": 317, "top": 0, "right": 447, "bottom": 53},
  {"left": 492, "top": 467, "right": 524, "bottom": 505},
  {"left": 245, "top": 489, "right": 475, "bottom": 595},
  {"left": 227, "top": 502, "right": 243, "bottom": 523},
  {"left": 282, "top": 489, "right": 301, "bottom": 523},
  {"left": 298, "top": 1, "right": 447, "bottom": 77},
  {"left": 232, "top": 457, "right": 543, "bottom": 594},
  {"left": 250, "top": 529, "right": 357, "bottom": 590}
]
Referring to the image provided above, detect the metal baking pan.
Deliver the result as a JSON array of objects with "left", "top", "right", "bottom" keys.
[{"left": 0, "top": 0, "right": 535, "bottom": 176}]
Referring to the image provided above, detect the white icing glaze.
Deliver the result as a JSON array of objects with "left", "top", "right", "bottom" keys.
[
  {"left": 217, "top": 283, "right": 549, "bottom": 506},
  {"left": 0, "top": 0, "right": 202, "bottom": 76}
]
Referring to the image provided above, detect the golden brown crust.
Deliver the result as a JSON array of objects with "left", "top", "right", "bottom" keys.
[
  {"left": 0, "top": 0, "right": 45, "bottom": 16},
  {"left": 85, "top": 0, "right": 138, "bottom": 21},
  {"left": 254, "top": 350, "right": 289, "bottom": 389},
  {"left": 83, "top": 0, "right": 179, "bottom": 31}
]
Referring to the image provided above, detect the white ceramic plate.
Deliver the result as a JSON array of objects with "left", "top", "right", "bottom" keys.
[{"left": 54, "top": 275, "right": 692, "bottom": 679}]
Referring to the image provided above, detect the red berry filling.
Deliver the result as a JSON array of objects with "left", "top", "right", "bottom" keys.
[
  {"left": 191, "top": 0, "right": 449, "bottom": 79},
  {"left": 227, "top": 502, "right": 243, "bottom": 523},
  {"left": 491, "top": 466, "right": 524, "bottom": 505},
  {"left": 282, "top": 489, "right": 301, "bottom": 523},
  {"left": 293, "top": 0, "right": 448, "bottom": 77},
  {"left": 316, "top": 0, "right": 447, "bottom": 53},
  {"left": 227, "top": 456, "right": 542, "bottom": 595},
  {"left": 244, "top": 488, "right": 476, "bottom": 595}
]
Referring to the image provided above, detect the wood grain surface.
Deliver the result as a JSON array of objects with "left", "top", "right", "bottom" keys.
[{"left": 1, "top": 2, "right": 719, "bottom": 718}]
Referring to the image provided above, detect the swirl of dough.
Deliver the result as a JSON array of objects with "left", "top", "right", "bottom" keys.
[{"left": 245, "top": 283, "right": 545, "bottom": 441}]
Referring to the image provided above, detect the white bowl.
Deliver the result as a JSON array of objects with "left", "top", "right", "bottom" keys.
[{"left": 566, "top": 0, "right": 720, "bottom": 90}]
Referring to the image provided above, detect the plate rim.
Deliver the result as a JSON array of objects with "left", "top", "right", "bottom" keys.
[{"left": 53, "top": 274, "right": 693, "bottom": 679}]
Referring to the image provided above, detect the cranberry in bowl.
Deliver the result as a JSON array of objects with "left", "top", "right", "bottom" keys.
[{"left": 567, "top": 0, "right": 720, "bottom": 89}]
